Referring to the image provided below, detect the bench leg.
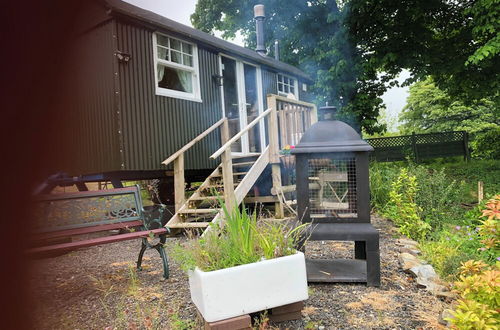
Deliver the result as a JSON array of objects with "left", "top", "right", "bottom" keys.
[
  {"left": 136, "top": 239, "right": 147, "bottom": 271},
  {"left": 154, "top": 243, "right": 169, "bottom": 279}
]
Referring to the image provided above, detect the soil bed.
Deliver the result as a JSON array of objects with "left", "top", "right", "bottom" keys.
[{"left": 29, "top": 214, "right": 449, "bottom": 329}]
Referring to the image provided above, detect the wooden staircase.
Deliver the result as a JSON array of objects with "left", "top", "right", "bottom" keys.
[
  {"left": 160, "top": 95, "right": 317, "bottom": 234},
  {"left": 166, "top": 152, "right": 267, "bottom": 230}
]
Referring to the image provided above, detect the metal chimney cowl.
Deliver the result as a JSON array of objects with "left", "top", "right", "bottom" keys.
[{"left": 254, "top": 4, "right": 266, "bottom": 56}]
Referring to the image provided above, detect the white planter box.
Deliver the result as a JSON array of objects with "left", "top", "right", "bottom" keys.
[{"left": 189, "top": 251, "right": 308, "bottom": 322}]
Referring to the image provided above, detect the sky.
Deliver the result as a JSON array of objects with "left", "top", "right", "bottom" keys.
[{"left": 124, "top": 0, "right": 409, "bottom": 131}]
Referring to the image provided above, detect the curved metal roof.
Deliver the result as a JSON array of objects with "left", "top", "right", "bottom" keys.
[{"left": 104, "top": 0, "right": 312, "bottom": 81}]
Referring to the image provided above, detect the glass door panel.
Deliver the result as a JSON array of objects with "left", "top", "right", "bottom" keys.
[
  {"left": 221, "top": 57, "right": 242, "bottom": 153},
  {"left": 244, "top": 64, "right": 262, "bottom": 153}
]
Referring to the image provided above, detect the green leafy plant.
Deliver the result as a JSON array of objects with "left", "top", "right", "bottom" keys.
[
  {"left": 171, "top": 200, "right": 309, "bottom": 272},
  {"left": 369, "top": 162, "right": 400, "bottom": 210},
  {"left": 383, "top": 168, "right": 431, "bottom": 241},
  {"left": 446, "top": 261, "right": 500, "bottom": 329}
]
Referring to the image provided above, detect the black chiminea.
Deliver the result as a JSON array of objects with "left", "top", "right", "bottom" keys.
[{"left": 292, "top": 105, "right": 380, "bottom": 286}]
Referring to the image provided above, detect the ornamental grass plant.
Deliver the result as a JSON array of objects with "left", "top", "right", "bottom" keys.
[{"left": 171, "top": 199, "right": 309, "bottom": 272}]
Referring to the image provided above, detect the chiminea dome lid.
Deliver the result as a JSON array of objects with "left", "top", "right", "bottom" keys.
[{"left": 291, "top": 120, "right": 374, "bottom": 153}]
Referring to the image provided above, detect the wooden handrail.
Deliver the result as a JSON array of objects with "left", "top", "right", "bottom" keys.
[
  {"left": 269, "top": 93, "right": 319, "bottom": 108},
  {"left": 162, "top": 117, "right": 226, "bottom": 166},
  {"left": 210, "top": 108, "right": 272, "bottom": 159}
]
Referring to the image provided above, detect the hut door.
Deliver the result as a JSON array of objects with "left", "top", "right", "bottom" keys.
[{"left": 220, "top": 55, "right": 264, "bottom": 154}]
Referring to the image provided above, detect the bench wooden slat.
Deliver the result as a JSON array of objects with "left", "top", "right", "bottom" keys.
[
  {"left": 32, "top": 220, "right": 144, "bottom": 241},
  {"left": 35, "top": 186, "right": 139, "bottom": 201},
  {"left": 27, "top": 228, "right": 168, "bottom": 255}
]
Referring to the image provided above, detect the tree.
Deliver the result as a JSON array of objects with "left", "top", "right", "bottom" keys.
[
  {"left": 399, "top": 77, "right": 500, "bottom": 158},
  {"left": 346, "top": 0, "right": 500, "bottom": 102},
  {"left": 191, "top": 0, "right": 388, "bottom": 134}
]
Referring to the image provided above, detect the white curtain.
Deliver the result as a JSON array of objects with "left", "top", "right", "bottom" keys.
[{"left": 177, "top": 70, "right": 192, "bottom": 93}]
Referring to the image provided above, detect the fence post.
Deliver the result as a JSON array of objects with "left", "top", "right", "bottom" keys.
[
  {"left": 464, "top": 131, "right": 471, "bottom": 162},
  {"left": 411, "top": 132, "right": 419, "bottom": 163}
]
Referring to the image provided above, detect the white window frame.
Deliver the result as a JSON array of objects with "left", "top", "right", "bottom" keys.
[
  {"left": 277, "top": 73, "right": 299, "bottom": 100},
  {"left": 152, "top": 32, "right": 202, "bottom": 102}
]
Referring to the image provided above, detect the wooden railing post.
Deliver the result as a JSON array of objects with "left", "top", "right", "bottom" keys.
[
  {"left": 173, "top": 154, "right": 185, "bottom": 212},
  {"left": 268, "top": 99, "right": 284, "bottom": 218},
  {"left": 220, "top": 119, "right": 235, "bottom": 213},
  {"left": 311, "top": 104, "right": 318, "bottom": 124}
]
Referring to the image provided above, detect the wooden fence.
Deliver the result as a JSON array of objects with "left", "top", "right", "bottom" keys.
[{"left": 366, "top": 131, "right": 470, "bottom": 162}]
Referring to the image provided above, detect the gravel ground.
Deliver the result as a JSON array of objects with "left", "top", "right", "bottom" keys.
[{"left": 29, "top": 214, "right": 450, "bottom": 329}]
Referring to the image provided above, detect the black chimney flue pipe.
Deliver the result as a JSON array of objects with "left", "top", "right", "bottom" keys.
[{"left": 254, "top": 4, "right": 266, "bottom": 56}]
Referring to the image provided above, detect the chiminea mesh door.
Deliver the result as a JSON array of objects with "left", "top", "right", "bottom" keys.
[{"left": 307, "top": 156, "right": 357, "bottom": 220}]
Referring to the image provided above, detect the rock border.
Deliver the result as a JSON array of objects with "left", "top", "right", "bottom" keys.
[{"left": 396, "top": 237, "right": 456, "bottom": 326}]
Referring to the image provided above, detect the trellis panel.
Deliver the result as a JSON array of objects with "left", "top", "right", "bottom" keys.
[{"left": 366, "top": 131, "right": 469, "bottom": 162}]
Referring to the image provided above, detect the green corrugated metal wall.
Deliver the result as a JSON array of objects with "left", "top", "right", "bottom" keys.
[
  {"left": 64, "top": 20, "right": 121, "bottom": 175},
  {"left": 116, "top": 21, "right": 222, "bottom": 171}
]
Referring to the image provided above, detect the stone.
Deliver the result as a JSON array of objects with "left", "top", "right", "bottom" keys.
[
  {"left": 398, "top": 253, "right": 422, "bottom": 271},
  {"left": 435, "top": 290, "right": 458, "bottom": 300},
  {"left": 400, "top": 247, "right": 421, "bottom": 256},
  {"left": 438, "top": 309, "right": 455, "bottom": 326},
  {"left": 397, "top": 238, "right": 419, "bottom": 247},
  {"left": 416, "top": 277, "right": 445, "bottom": 292},
  {"left": 410, "top": 264, "right": 437, "bottom": 281}
]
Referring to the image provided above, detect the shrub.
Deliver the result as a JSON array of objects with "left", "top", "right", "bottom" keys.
[
  {"left": 171, "top": 201, "right": 308, "bottom": 272},
  {"left": 383, "top": 168, "right": 431, "bottom": 241},
  {"left": 407, "top": 164, "right": 467, "bottom": 229},
  {"left": 471, "top": 127, "right": 500, "bottom": 160},
  {"left": 369, "top": 162, "right": 400, "bottom": 210},
  {"left": 420, "top": 226, "right": 488, "bottom": 280},
  {"left": 447, "top": 261, "right": 500, "bottom": 329}
]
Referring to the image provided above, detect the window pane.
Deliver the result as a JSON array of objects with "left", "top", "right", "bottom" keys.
[
  {"left": 278, "top": 83, "right": 283, "bottom": 92},
  {"left": 290, "top": 86, "right": 295, "bottom": 94},
  {"left": 157, "top": 47, "right": 168, "bottom": 61},
  {"left": 157, "top": 65, "right": 193, "bottom": 93},
  {"left": 157, "top": 35, "right": 169, "bottom": 47},
  {"left": 171, "top": 50, "right": 182, "bottom": 64},
  {"left": 284, "top": 85, "right": 289, "bottom": 93},
  {"left": 182, "top": 42, "right": 193, "bottom": 55},
  {"left": 278, "top": 75, "right": 283, "bottom": 83},
  {"left": 170, "top": 38, "right": 181, "bottom": 51},
  {"left": 183, "top": 54, "right": 193, "bottom": 67}
]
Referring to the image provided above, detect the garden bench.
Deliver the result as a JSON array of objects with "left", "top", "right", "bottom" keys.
[{"left": 27, "top": 185, "right": 170, "bottom": 278}]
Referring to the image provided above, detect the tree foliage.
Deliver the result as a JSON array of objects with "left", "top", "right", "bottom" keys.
[
  {"left": 346, "top": 0, "right": 500, "bottom": 102},
  {"left": 400, "top": 77, "right": 500, "bottom": 158},
  {"left": 191, "top": 0, "right": 388, "bottom": 134}
]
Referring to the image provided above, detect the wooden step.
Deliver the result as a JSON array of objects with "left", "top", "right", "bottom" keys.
[
  {"left": 232, "top": 161, "right": 255, "bottom": 167},
  {"left": 212, "top": 171, "right": 248, "bottom": 178},
  {"left": 189, "top": 196, "right": 219, "bottom": 201},
  {"left": 203, "top": 183, "right": 239, "bottom": 189},
  {"left": 168, "top": 222, "right": 210, "bottom": 229},
  {"left": 231, "top": 152, "right": 260, "bottom": 159},
  {"left": 179, "top": 208, "right": 220, "bottom": 214}
]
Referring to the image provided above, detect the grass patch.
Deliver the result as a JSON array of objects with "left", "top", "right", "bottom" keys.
[{"left": 171, "top": 200, "right": 308, "bottom": 272}]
